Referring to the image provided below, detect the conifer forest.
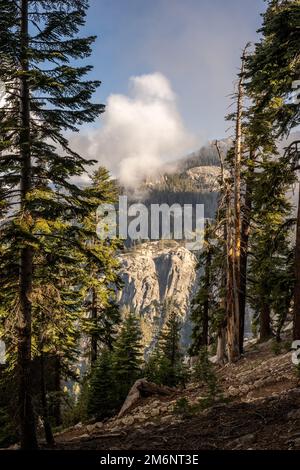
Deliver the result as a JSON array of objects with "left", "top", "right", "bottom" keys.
[{"left": 0, "top": 0, "right": 300, "bottom": 463}]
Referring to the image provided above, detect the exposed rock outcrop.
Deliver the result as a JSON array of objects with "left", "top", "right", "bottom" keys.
[
  {"left": 184, "top": 166, "right": 224, "bottom": 192},
  {"left": 117, "top": 241, "right": 198, "bottom": 352}
]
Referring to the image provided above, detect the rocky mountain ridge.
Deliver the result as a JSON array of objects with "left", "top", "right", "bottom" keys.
[
  {"left": 115, "top": 141, "right": 229, "bottom": 351},
  {"left": 117, "top": 241, "right": 198, "bottom": 352}
]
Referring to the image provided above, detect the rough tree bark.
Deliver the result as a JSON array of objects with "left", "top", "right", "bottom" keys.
[
  {"left": 294, "top": 142, "right": 300, "bottom": 340},
  {"left": 215, "top": 141, "right": 228, "bottom": 364},
  {"left": 260, "top": 303, "right": 272, "bottom": 341},
  {"left": 202, "top": 222, "right": 212, "bottom": 348},
  {"left": 40, "top": 353, "right": 55, "bottom": 447},
  {"left": 227, "top": 48, "right": 247, "bottom": 362},
  {"left": 239, "top": 150, "right": 254, "bottom": 353},
  {"left": 216, "top": 326, "right": 227, "bottom": 365},
  {"left": 53, "top": 356, "right": 62, "bottom": 427},
  {"left": 226, "top": 202, "right": 239, "bottom": 362},
  {"left": 18, "top": 0, "right": 38, "bottom": 449}
]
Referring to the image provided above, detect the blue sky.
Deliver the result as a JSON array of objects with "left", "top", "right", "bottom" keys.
[
  {"left": 71, "top": 0, "right": 266, "bottom": 185},
  {"left": 84, "top": 0, "right": 265, "bottom": 140}
]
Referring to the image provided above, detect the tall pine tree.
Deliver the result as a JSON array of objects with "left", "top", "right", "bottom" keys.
[
  {"left": 113, "top": 312, "right": 142, "bottom": 403},
  {"left": 245, "top": 0, "right": 300, "bottom": 339},
  {"left": 0, "top": 0, "right": 104, "bottom": 448}
]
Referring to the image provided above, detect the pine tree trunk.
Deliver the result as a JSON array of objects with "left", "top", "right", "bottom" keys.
[
  {"left": 233, "top": 78, "right": 243, "bottom": 326},
  {"left": 217, "top": 224, "right": 227, "bottom": 364},
  {"left": 227, "top": 259, "right": 240, "bottom": 361},
  {"left": 215, "top": 141, "right": 227, "bottom": 364},
  {"left": 18, "top": 0, "right": 37, "bottom": 449},
  {"left": 226, "top": 183, "right": 237, "bottom": 361},
  {"left": 227, "top": 50, "right": 247, "bottom": 362},
  {"left": 91, "top": 287, "right": 98, "bottom": 365},
  {"left": 226, "top": 203, "right": 240, "bottom": 362},
  {"left": 53, "top": 356, "right": 62, "bottom": 427},
  {"left": 293, "top": 179, "right": 300, "bottom": 340},
  {"left": 260, "top": 303, "right": 272, "bottom": 341},
  {"left": 239, "top": 151, "right": 254, "bottom": 353},
  {"left": 40, "top": 353, "right": 55, "bottom": 447},
  {"left": 202, "top": 224, "right": 211, "bottom": 347},
  {"left": 202, "top": 264, "right": 210, "bottom": 348},
  {"left": 216, "top": 326, "right": 226, "bottom": 364}
]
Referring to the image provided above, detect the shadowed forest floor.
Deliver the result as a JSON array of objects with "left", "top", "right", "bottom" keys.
[{"left": 47, "top": 338, "right": 300, "bottom": 451}]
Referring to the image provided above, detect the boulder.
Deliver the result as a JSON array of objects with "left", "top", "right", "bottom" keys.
[
  {"left": 121, "top": 416, "right": 135, "bottom": 426},
  {"left": 150, "top": 408, "right": 160, "bottom": 418}
]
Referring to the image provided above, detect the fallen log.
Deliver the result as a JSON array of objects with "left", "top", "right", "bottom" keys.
[{"left": 118, "top": 378, "right": 173, "bottom": 418}]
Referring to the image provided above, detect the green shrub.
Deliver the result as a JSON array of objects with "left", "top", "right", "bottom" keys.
[
  {"left": 87, "top": 349, "right": 119, "bottom": 421},
  {"left": 173, "top": 398, "right": 192, "bottom": 418},
  {"left": 145, "top": 312, "right": 189, "bottom": 388},
  {"left": 193, "top": 347, "right": 220, "bottom": 398}
]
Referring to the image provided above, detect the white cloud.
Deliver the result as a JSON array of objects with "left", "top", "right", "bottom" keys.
[{"left": 70, "top": 72, "right": 198, "bottom": 187}]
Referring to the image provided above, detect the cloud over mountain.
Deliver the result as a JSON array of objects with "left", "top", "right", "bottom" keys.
[{"left": 70, "top": 72, "right": 198, "bottom": 187}]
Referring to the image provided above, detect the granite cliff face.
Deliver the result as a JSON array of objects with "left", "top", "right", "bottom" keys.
[
  {"left": 117, "top": 241, "right": 198, "bottom": 353},
  {"left": 116, "top": 141, "right": 230, "bottom": 351}
]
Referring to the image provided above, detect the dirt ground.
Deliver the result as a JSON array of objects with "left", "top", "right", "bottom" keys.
[
  {"left": 51, "top": 339, "right": 300, "bottom": 451},
  {"left": 57, "top": 389, "right": 300, "bottom": 450}
]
